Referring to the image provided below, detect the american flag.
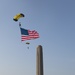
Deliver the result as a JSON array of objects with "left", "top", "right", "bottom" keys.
[{"left": 20, "top": 28, "right": 39, "bottom": 41}]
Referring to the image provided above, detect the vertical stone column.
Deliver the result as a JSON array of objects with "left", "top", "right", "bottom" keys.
[{"left": 36, "top": 45, "right": 43, "bottom": 75}]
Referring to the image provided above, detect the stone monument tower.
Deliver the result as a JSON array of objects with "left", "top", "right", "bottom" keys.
[{"left": 36, "top": 45, "right": 44, "bottom": 75}]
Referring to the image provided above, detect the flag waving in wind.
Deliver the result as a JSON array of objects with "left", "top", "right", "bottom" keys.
[{"left": 20, "top": 28, "right": 39, "bottom": 41}]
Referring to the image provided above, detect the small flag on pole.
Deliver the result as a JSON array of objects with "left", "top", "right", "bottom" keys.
[{"left": 20, "top": 28, "right": 39, "bottom": 41}]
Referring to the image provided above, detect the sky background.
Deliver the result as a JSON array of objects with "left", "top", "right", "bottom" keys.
[{"left": 0, "top": 0, "right": 75, "bottom": 75}]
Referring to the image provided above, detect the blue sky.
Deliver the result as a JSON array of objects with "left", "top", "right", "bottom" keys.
[{"left": 0, "top": 0, "right": 75, "bottom": 75}]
